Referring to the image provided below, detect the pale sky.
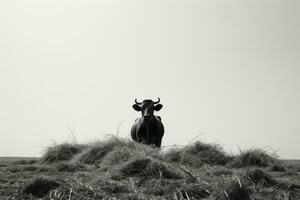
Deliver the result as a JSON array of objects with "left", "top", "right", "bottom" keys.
[{"left": 0, "top": 1, "right": 299, "bottom": 158}]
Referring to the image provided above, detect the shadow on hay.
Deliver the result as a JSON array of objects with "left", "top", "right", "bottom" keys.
[
  {"left": 22, "top": 177, "right": 60, "bottom": 198},
  {"left": 217, "top": 180, "right": 251, "bottom": 200}
]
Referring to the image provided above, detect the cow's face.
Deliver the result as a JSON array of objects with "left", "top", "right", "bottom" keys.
[{"left": 133, "top": 98, "right": 162, "bottom": 117}]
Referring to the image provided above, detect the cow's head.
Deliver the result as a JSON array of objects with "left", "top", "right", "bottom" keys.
[{"left": 133, "top": 98, "right": 163, "bottom": 117}]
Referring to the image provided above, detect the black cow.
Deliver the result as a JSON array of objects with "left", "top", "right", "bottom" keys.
[{"left": 131, "top": 98, "right": 164, "bottom": 148}]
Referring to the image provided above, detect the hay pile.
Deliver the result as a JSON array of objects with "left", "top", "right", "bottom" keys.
[
  {"left": 41, "top": 143, "right": 86, "bottom": 164},
  {"left": 164, "top": 141, "right": 231, "bottom": 167},
  {"left": 76, "top": 139, "right": 160, "bottom": 166},
  {"left": 246, "top": 168, "right": 277, "bottom": 187},
  {"left": 228, "top": 149, "right": 277, "bottom": 168},
  {"left": 10, "top": 137, "right": 298, "bottom": 200},
  {"left": 269, "top": 163, "right": 287, "bottom": 172},
  {"left": 117, "top": 157, "right": 183, "bottom": 179}
]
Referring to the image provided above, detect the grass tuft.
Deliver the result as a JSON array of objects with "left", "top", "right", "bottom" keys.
[
  {"left": 78, "top": 139, "right": 120, "bottom": 164},
  {"left": 41, "top": 143, "right": 86, "bottom": 164},
  {"left": 228, "top": 149, "right": 278, "bottom": 168},
  {"left": 269, "top": 163, "right": 287, "bottom": 172},
  {"left": 164, "top": 141, "right": 231, "bottom": 167},
  {"left": 246, "top": 168, "right": 277, "bottom": 187}
]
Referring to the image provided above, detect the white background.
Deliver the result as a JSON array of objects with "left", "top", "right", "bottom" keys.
[{"left": 0, "top": 0, "right": 299, "bottom": 158}]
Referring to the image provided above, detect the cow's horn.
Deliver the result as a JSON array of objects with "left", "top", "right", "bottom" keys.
[
  {"left": 135, "top": 98, "right": 142, "bottom": 105},
  {"left": 153, "top": 97, "right": 160, "bottom": 104}
]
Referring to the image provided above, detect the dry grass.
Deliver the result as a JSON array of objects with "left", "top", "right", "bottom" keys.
[
  {"left": 41, "top": 143, "right": 86, "bottom": 164},
  {"left": 164, "top": 141, "right": 231, "bottom": 167},
  {"left": 77, "top": 138, "right": 160, "bottom": 166},
  {"left": 0, "top": 136, "right": 299, "bottom": 200},
  {"left": 228, "top": 149, "right": 278, "bottom": 168},
  {"left": 245, "top": 168, "right": 277, "bottom": 187},
  {"left": 269, "top": 163, "right": 287, "bottom": 172},
  {"left": 117, "top": 157, "right": 183, "bottom": 179}
]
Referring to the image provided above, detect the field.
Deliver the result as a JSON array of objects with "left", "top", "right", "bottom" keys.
[{"left": 0, "top": 138, "right": 299, "bottom": 200}]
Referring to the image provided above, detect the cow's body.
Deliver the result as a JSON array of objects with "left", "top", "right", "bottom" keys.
[
  {"left": 131, "top": 115, "right": 164, "bottom": 147},
  {"left": 130, "top": 98, "right": 164, "bottom": 148}
]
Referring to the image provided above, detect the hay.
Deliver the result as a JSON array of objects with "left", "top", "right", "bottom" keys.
[
  {"left": 78, "top": 139, "right": 119, "bottom": 164},
  {"left": 287, "top": 164, "right": 300, "bottom": 173},
  {"left": 164, "top": 142, "right": 231, "bottom": 167},
  {"left": 22, "top": 177, "right": 60, "bottom": 198},
  {"left": 175, "top": 183, "right": 211, "bottom": 199},
  {"left": 47, "top": 177, "right": 103, "bottom": 200},
  {"left": 41, "top": 143, "right": 86, "bottom": 164},
  {"left": 212, "top": 166, "right": 233, "bottom": 176},
  {"left": 269, "top": 163, "right": 287, "bottom": 172},
  {"left": 118, "top": 157, "right": 183, "bottom": 179},
  {"left": 218, "top": 180, "right": 251, "bottom": 200},
  {"left": 145, "top": 159, "right": 183, "bottom": 179},
  {"left": 55, "top": 162, "right": 86, "bottom": 172},
  {"left": 228, "top": 149, "right": 277, "bottom": 168},
  {"left": 10, "top": 164, "right": 53, "bottom": 172},
  {"left": 163, "top": 148, "right": 182, "bottom": 163},
  {"left": 90, "top": 176, "right": 129, "bottom": 194},
  {"left": 246, "top": 168, "right": 277, "bottom": 187},
  {"left": 13, "top": 159, "right": 37, "bottom": 165},
  {"left": 142, "top": 178, "right": 210, "bottom": 199},
  {"left": 14, "top": 137, "right": 298, "bottom": 200},
  {"left": 77, "top": 138, "right": 161, "bottom": 166},
  {"left": 100, "top": 147, "right": 139, "bottom": 167},
  {"left": 22, "top": 165, "right": 39, "bottom": 172}
]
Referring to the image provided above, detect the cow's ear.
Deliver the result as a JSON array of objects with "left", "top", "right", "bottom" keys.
[
  {"left": 132, "top": 104, "right": 141, "bottom": 111},
  {"left": 154, "top": 104, "right": 163, "bottom": 111}
]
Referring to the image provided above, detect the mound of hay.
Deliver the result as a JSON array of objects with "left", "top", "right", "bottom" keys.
[
  {"left": 246, "top": 168, "right": 277, "bottom": 187},
  {"left": 41, "top": 143, "right": 86, "bottom": 164},
  {"left": 78, "top": 138, "right": 161, "bottom": 166},
  {"left": 118, "top": 157, "right": 183, "bottom": 179},
  {"left": 228, "top": 149, "right": 277, "bottom": 168},
  {"left": 269, "top": 163, "right": 287, "bottom": 172},
  {"left": 164, "top": 142, "right": 231, "bottom": 167},
  {"left": 23, "top": 177, "right": 60, "bottom": 198},
  {"left": 100, "top": 147, "right": 139, "bottom": 167},
  {"left": 78, "top": 139, "right": 120, "bottom": 164},
  {"left": 145, "top": 159, "right": 183, "bottom": 179}
]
